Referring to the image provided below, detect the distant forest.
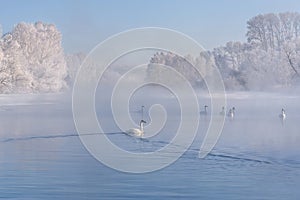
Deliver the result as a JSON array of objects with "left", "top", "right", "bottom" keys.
[
  {"left": 1, "top": 12, "right": 300, "bottom": 93},
  {"left": 148, "top": 12, "right": 300, "bottom": 90}
]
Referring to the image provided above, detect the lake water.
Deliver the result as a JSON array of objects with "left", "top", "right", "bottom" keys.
[{"left": 0, "top": 92, "right": 300, "bottom": 199}]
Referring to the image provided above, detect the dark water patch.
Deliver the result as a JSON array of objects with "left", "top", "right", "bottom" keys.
[
  {"left": 1, "top": 132, "right": 124, "bottom": 143},
  {"left": 207, "top": 153, "right": 272, "bottom": 164}
]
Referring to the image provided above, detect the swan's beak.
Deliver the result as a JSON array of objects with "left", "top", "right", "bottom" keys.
[{"left": 141, "top": 120, "right": 147, "bottom": 123}]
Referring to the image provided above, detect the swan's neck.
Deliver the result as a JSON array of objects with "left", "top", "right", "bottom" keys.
[{"left": 140, "top": 122, "right": 144, "bottom": 132}]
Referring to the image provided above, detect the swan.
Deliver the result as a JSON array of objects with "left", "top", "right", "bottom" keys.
[
  {"left": 126, "top": 106, "right": 146, "bottom": 137},
  {"left": 126, "top": 119, "right": 146, "bottom": 137},
  {"left": 200, "top": 105, "right": 208, "bottom": 115},
  {"left": 279, "top": 108, "right": 286, "bottom": 120},
  {"left": 227, "top": 108, "right": 234, "bottom": 119},
  {"left": 219, "top": 106, "right": 225, "bottom": 115}
]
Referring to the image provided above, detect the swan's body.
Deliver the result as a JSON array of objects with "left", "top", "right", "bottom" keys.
[
  {"left": 219, "top": 106, "right": 225, "bottom": 115},
  {"left": 126, "top": 120, "right": 146, "bottom": 137},
  {"left": 200, "top": 105, "right": 208, "bottom": 116},
  {"left": 279, "top": 108, "right": 286, "bottom": 120},
  {"left": 227, "top": 108, "right": 234, "bottom": 119}
]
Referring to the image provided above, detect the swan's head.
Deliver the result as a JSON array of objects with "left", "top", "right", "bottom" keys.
[
  {"left": 204, "top": 105, "right": 208, "bottom": 108},
  {"left": 140, "top": 120, "right": 147, "bottom": 124},
  {"left": 232, "top": 107, "right": 235, "bottom": 111}
]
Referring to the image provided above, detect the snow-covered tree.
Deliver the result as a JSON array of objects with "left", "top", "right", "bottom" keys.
[
  {"left": 213, "top": 41, "right": 296, "bottom": 90},
  {"left": 65, "top": 52, "right": 86, "bottom": 86},
  {"left": 247, "top": 12, "right": 300, "bottom": 51},
  {"left": 282, "top": 38, "right": 300, "bottom": 79},
  {"left": 146, "top": 52, "right": 204, "bottom": 87},
  {"left": 0, "top": 32, "right": 32, "bottom": 93},
  {"left": 212, "top": 42, "right": 250, "bottom": 90},
  {"left": 13, "top": 22, "right": 68, "bottom": 92},
  {"left": 146, "top": 50, "right": 219, "bottom": 89},
  {"left": 0, "top": 22, "right": 68, "bottom": 93},
  {"left": 209, "top": 12, "right": 300, "bottom": 90}
]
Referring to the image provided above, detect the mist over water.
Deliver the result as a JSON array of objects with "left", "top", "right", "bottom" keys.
[
  {"left": 1, "top": 90, "right": 299, "bottom": 159},
  {"left": 0, "top": 89, "right": 300, "bottom": 199},
  {"left": 217, "top": 92, "right": 300, "bottom": 163}
]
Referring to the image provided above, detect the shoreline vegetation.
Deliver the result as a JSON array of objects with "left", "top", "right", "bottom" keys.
[{"left": 1, "top": 12, "right": 300, "bottom": 94}]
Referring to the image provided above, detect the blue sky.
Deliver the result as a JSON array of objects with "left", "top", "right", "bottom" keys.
[{"left": 1, "top": 0, "right": 300, "bottom": 53}]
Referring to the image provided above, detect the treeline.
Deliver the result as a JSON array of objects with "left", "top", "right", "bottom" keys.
[
  {"left": 1, "top": 12, "right": 300, "bottom": 93},
  {"left": 147, "top": 12, "right": 300, "bottom": 90}
]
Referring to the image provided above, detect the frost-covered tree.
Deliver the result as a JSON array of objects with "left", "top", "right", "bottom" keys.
[
  {"left": 247, "top": 12, "right": 300, "bottom": 51},
  {"left": 240, "top": 48, "right": 292, "bottom": 89},
  {"left": 65, "top": 52, "right": 86, "bottom": 86},
  {"left": 12, "top": 22, "right": 68, "bottom": 92},
  {"left": 146, "top": 51, "right": 218, "bottom": 89},
  {"left": 212, "top": 41, "right": 250, "bottom": 90},
  {"left": 210, "top": 12, "right": 300, "bottom": 90},
  {"left": 0, "top": 33, "right": 32, "bottom": 93},
  {"left": 282, "top": 38, "right": 300, "bottom": 78},
  {"left": 245, "top": 12, "right": 300, "bottom": 86},
  {"left": 146, "top": 12, "right": 300, "bottom": 90},
  {"left": 213, "top": 41, "right": 295, "bottom": 90},
  {"left": 0, "top": 22, "right": 67, "bottom": 93},
  {"left": 146, "top": 52, "right": 204, "bottom": 87}
]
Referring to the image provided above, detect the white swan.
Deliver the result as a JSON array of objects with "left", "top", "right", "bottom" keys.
[
  {"left": 227, "top": 108, "right": 234, "bottom": 119},
  {"left": 126, "top": 120, "right": 146, "bottom": 137},
  {"left": 279, "top": 108, "right": 286, "bottom": 120},
  {"left": 200, "top": 105, "right": 208, "bottom": 116}
]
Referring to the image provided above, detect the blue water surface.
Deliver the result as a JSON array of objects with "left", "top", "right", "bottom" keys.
[{"left": 0, "top": 92, "right": 300, "bottom": 200}]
